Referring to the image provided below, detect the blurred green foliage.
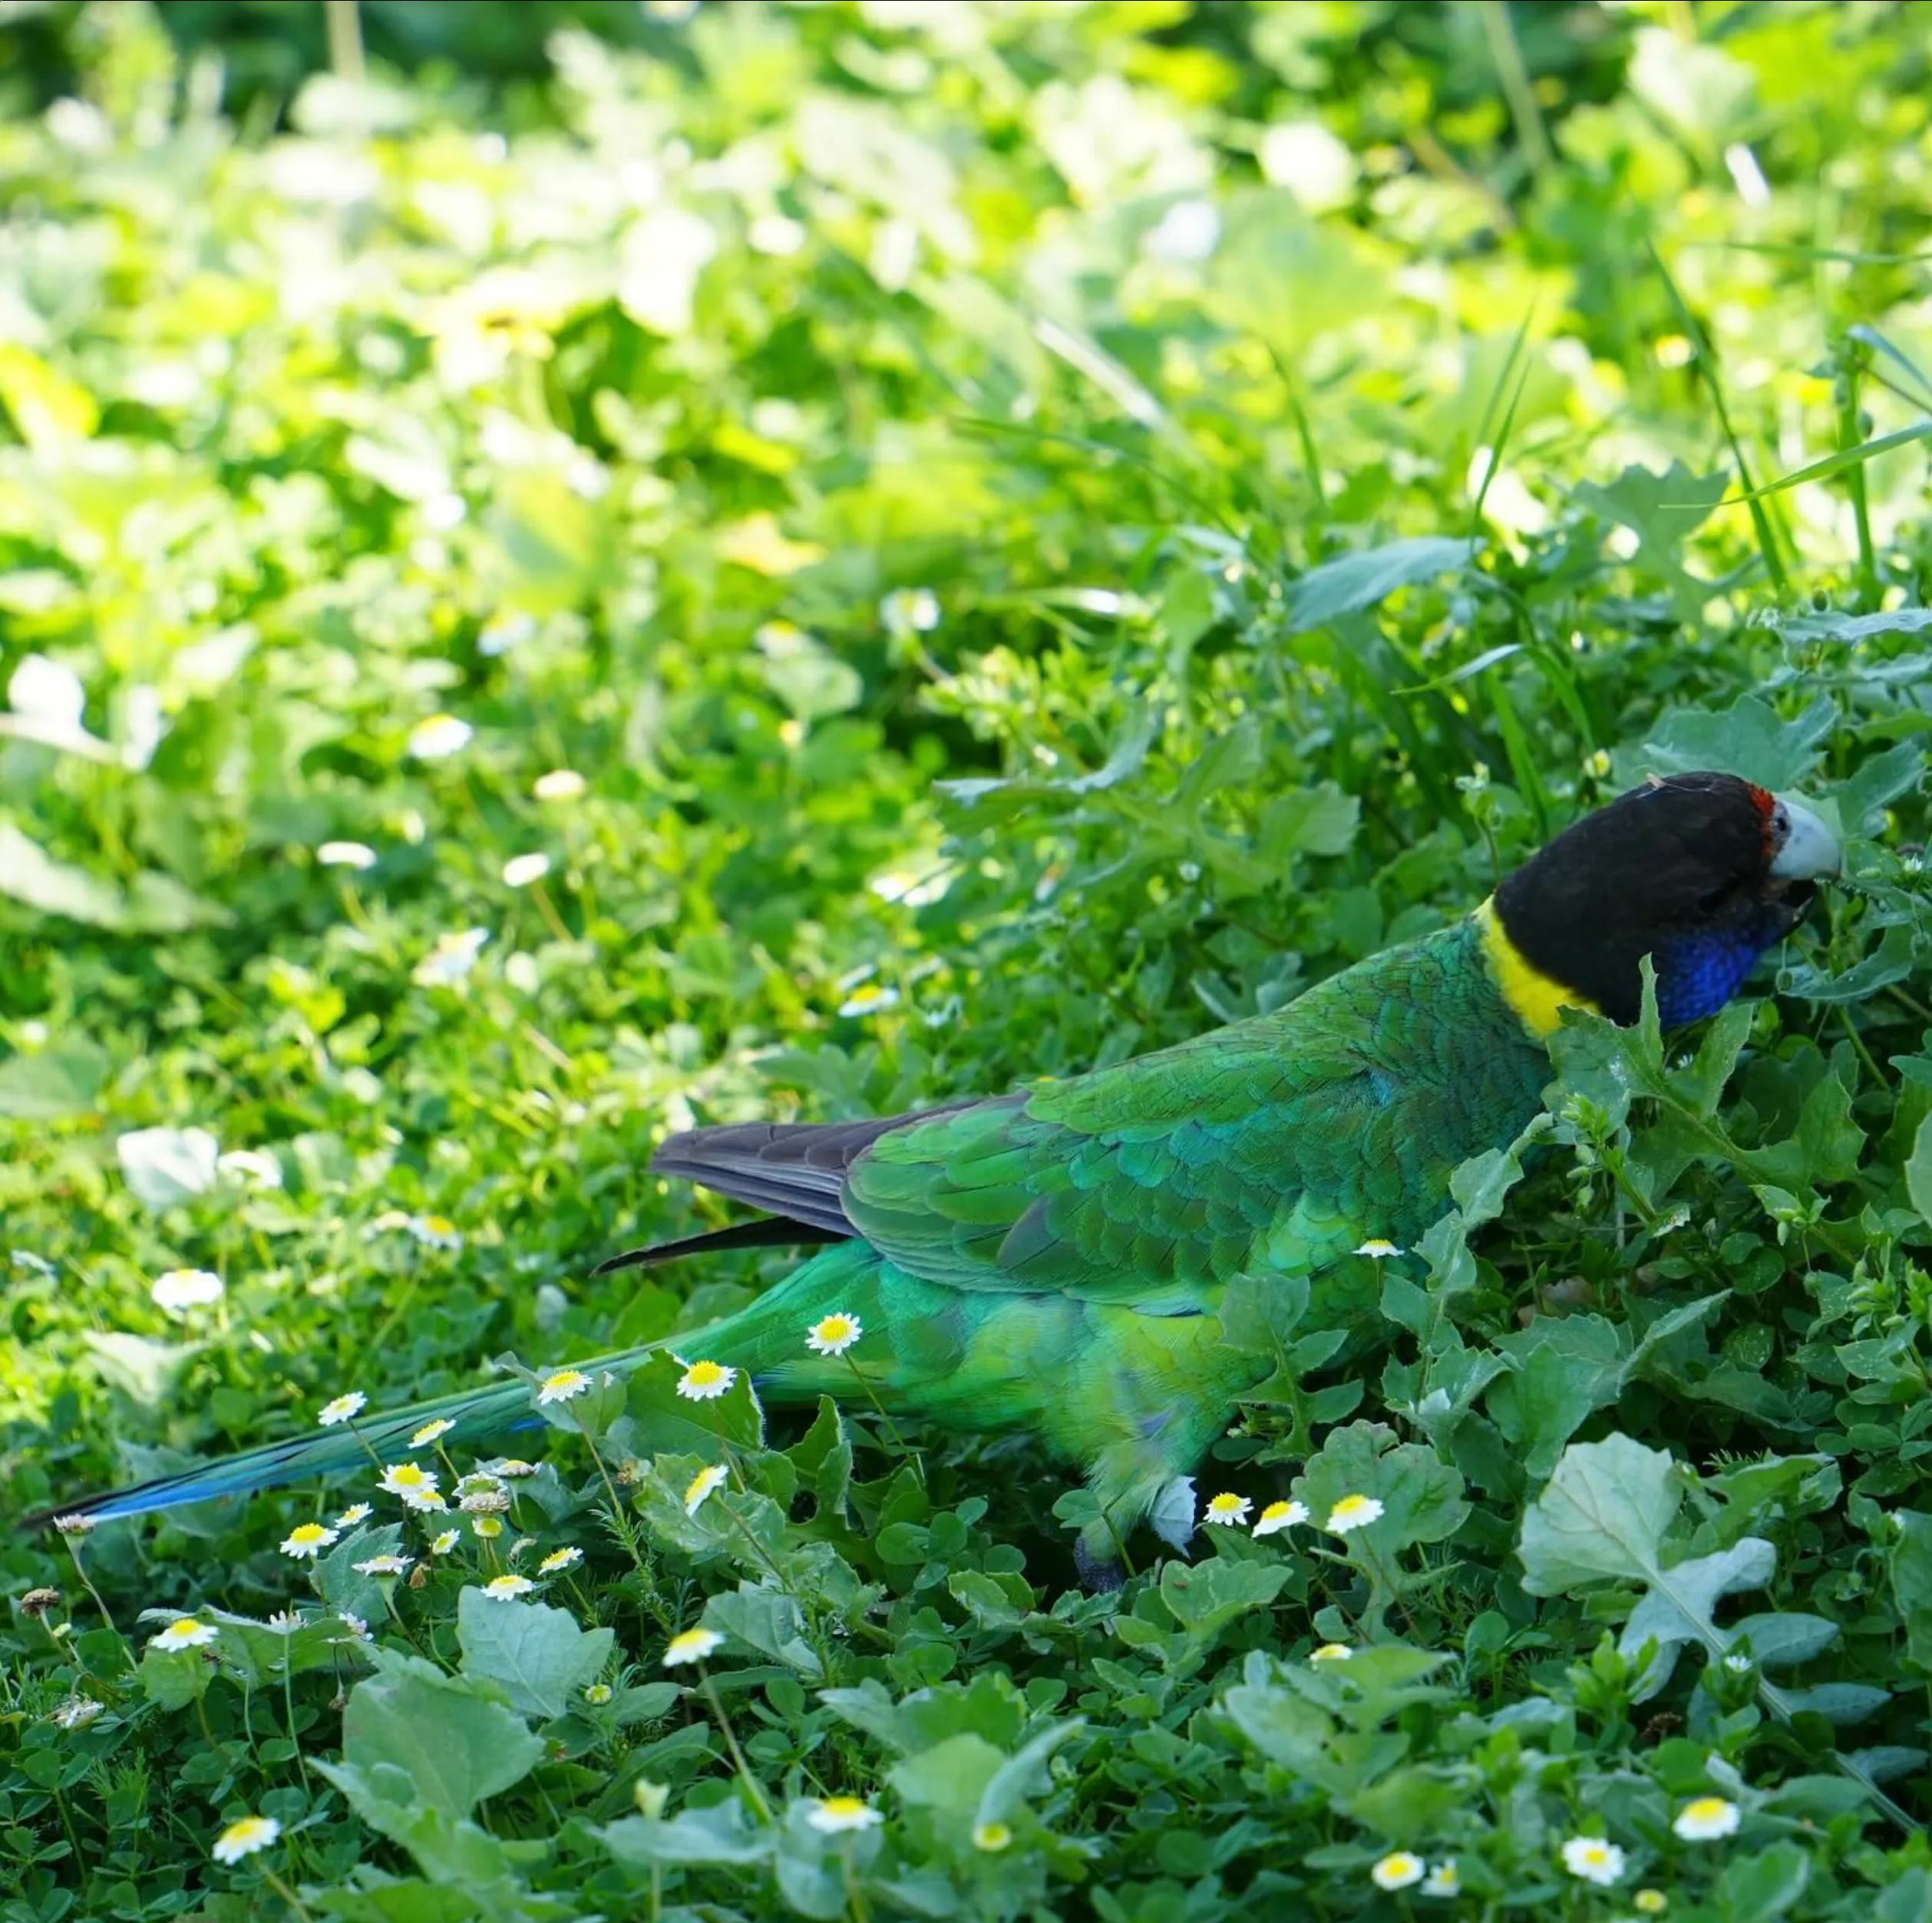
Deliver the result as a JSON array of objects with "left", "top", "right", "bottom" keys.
[{"left": 7, "top": 1, "right": 1932, "bottom": 1916}]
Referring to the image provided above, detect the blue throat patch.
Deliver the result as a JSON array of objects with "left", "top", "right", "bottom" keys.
[{"left": 1656, "top": 925, "right": 1775, "bottom": 1028}]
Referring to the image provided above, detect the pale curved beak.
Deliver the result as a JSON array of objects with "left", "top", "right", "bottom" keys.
[{"left": 1770, "top": 795, "right": 1841, "bottom": 881}]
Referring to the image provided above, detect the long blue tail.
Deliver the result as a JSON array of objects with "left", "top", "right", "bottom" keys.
[
  {"left": 32, "top": 1239, "right": 890, "bottom": 1528},
  {"left": 33, "top": 1353, "right": 644, "bottom": 1526}
]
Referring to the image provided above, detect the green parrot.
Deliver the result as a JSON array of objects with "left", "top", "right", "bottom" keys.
[{"left": 41, "top": 772, "right": 1840, "bottom": 1574}]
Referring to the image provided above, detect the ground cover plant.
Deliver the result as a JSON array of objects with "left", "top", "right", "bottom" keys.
[{"left": 9, "top": 1, "right": 1932, "bottom": 1917}]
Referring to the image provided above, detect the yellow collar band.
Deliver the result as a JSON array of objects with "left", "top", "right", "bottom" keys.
[{"left": 1472, "top": 897, "right": 1597, "bottom": 1039}]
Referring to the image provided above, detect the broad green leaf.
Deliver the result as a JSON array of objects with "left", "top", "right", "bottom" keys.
[
  {"left": 1285, "top": 537, "right": 1476, "bottom": 634},
  {"left": 1634, "top": 692, "right": 1838, "bottom": 792},
  {"left": 597, "top": 1803, "right": 774, "bottom": 1868},
  {"left": 0, "top": 826, "right": 227, "bottom": 932},
  {"left": 1620, "top": 1538, "right": 1775, "bottom": 1688},
  {"left": 0, "top": 1041, "right": 107, "bottom": 1119},
  {"left": 335, "top": 1652, "right": 543, "bottom": 1817},
  {"left": 890, "top": 1732, "right": 1005, "bottom": 1814},
  {"left": 1517, "top": 1433, "right": 1680, "bottom": 1594},
  {"left": 1905, "top": 1115, "right": 1932, "bottom": 1236},
  {"left": 1158, "top": 1558, "right": 1290, "bottom": 1637},
  {"left": 1890, "top": 1512, "right": 1932, "bottom": 1677},
  {"left": 1716, "top": 1841, "right": 1810, "bottom": 1919},
  {"left": 457, "top": 1588, "right": 616, "bottom": 1721},
  {"left": 701, "top": 1583, "right": 823, "bottom": 1679},
  {"left": 1776, "top": 606, "right": 1932, "bottom": 646}
]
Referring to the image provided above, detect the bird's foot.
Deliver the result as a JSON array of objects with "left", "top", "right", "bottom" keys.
[{"left": 1073, "top": 1535, "right": 1125, "bottom": 1594}]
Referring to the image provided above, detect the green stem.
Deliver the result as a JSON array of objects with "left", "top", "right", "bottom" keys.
[
  {"left": 1833, "top": 341, "right": 1880, "bottom": 610},
  {"left": 281, "top": 1640, "right": 312, "bottom": 1794},
  {"left": 841, "top": 1353, "right": 923, "bottom": 1485},
  {"left": 63, "top": 1538, "right": 135, "bottom": 1675},
  {"left": 323, "top": 0, "right": 364, "bottom": 83},
  {"left": 1478, "top": 0, "right": 1552, "bottom": 177},
  {"left": 264, "top": 1865, "right": 316, "bottom": 1923},
  {"left": 698, "top": 1670, "right": 774, "bottom": 1824}
]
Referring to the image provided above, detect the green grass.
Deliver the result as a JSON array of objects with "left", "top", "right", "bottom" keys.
[{"left": 8, "top": 3, "right": 1932, "bottom": 1918}]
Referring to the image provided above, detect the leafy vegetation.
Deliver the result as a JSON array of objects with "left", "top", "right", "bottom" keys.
[{"left": 8, "top": 1, "right": 1932, "bottom": 1916}]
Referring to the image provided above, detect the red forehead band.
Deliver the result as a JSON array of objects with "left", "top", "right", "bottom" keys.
[{"left": 1746, "top": 783, "right": 1779, "bottom": 852}]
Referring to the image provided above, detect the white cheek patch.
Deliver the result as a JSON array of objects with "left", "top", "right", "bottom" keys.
[{"left": 1768, "top": 796, "right": 1841, "bottom": 881}]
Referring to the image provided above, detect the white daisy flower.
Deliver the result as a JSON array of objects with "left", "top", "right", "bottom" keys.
[
  {"left": 149, "top": 1617, "right": 218, "bottom": 1651},
  {"left": 279, "top": 1522, "right": 339, "bottom": 1560},
  {"left": 211, "top": 1813, "right": 281, "bottom": 1864},
  {"left": 412, "top": 930, "right": 489, "bottom": 988},
  {"left": 1672, "top": 1796, "right": 1740, "bottom": 1841},
  {"left": 1253, "top": 1499, "right": 1308, "bottom": 1538},
  {"left": 806, "top": 1796, "right": 883, "bottom": 1834},
  {"left": 676, "top": 1360, "right": 735, "bottom": 1401},
  {"left": 408, "top": 1214, "right": 464, "bottom": 1251},
  {"left": 806, "top": 1312, "right": 863, "bottom": 1356},
  {"left": 407, "top": 713, "right": 472, "bottom": 760},
  {"left": 662, "top": 1626, "right": 722, "bottom": 1667},
  {"left": 378, "top": 1464, "right": 438, "bottom": 1502},
  {"left": 1326, "top": 1493, "right": 1385, "bottom": 1534},
  {"left": 150, "top": 1268, "right": 223, "bottom": 1313},
  {"left": 1560, "top": 1836, "right": 1625, "bottom": 1886},
  {"left": 1370, "top": 1852, "right": 1425, "bottom": 1892},
  {"left": 217, "top": 1148, "right": 285, "bottom": 1188}
]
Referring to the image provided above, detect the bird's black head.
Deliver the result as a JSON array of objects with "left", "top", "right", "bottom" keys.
[{"left": 1488, "top": 771, "right": 1840, "bottom": 1030}]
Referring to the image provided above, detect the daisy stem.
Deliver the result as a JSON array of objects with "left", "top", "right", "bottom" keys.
[
  {"left": 282, "top": 1647, "right": 312, "bottom": 1793},
  {"left": 698, "top": 1669, "right": 774, "bottom": 1825},
  {"left": 62, "top": 1539, "right": 135, "bottom": 1674},
  {"left": 335, "top": 877, "right": 376, "bottom": 940},
  {"left": 575, "top": 1410, "right": 658, "bottom": 1592},
  {"left": 530, "top": 878, "right": 573, "bottom": 944},
  {"left": 842, "top": 1841, "right": 871, "bottom": 1923},
  {"left": 51, "top": 1787, "right": 86, "bottom": 1884},
  {"left": 575, "top": 1410, "right": 629, "bottom": 1525},
  {"left": 378, "top": 1583, "right": 428, "bottom": 1659},
  {"left": 345, "top": 1418, "right": 387, "bottom": 1476},
  {"left": 840, "top": 1354, "right": 921, "bottom": 1485},
  {"left": 264, "top": 1865, "right": 316, "bottom": 1923}
]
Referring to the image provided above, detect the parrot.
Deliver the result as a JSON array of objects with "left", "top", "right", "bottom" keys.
[{"left": 38, "top": 771, "right": 1841, "bottom": 1576}]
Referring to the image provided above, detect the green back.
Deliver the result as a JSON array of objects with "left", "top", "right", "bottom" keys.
[{"left": 841, "top": 915, "right": 1551, "bottom": 1314}]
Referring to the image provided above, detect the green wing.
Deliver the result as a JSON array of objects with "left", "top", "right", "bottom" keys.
[{"left": 842, "top": 920, "right": 1542, "bottom": 1310}]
